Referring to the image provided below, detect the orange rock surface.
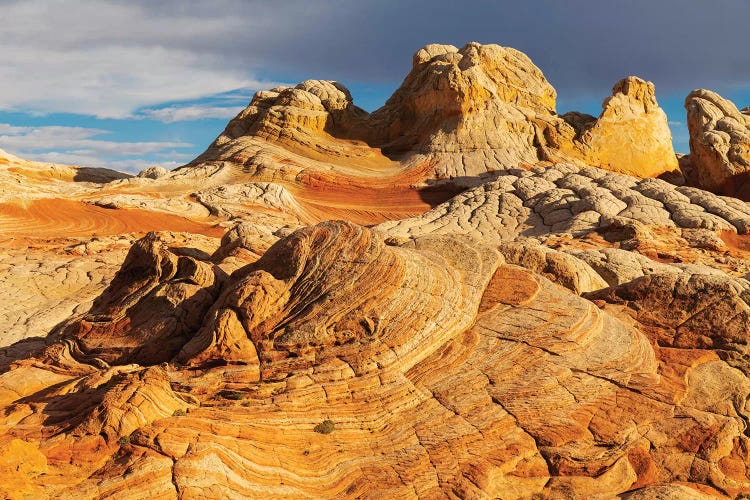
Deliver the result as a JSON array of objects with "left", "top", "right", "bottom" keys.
[
  {"left": 684, "top": 89, "right": 750, "bottom": 198},
  {"left": 190, "top": 43, "right": 679, "bottom": 181},
  {"left": 1, "top": 43, "right": 750, "bottom": 499}
]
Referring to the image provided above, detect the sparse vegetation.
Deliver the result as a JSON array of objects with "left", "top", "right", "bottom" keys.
[
  {"left": 173, "top": 408, "right": 187, "bottom": 416},
  {"left": 314, "top": 419, "right": 335, "bottom": 434},
  {"left": 221, "top": 390, "right": 245, "bottom": 400},
  {"left": 117, "top": 435, "right": 131, "bottom": 446}
]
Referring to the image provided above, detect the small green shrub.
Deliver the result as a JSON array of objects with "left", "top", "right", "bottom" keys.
[
  {"left": 173, "top": 409, "right": 187, "bottom": 417},
  {"left": 117, "top": 435, "right": 130, "bottom": 446},
  {"left": 314, "top": 419, "right": 335, "bottom": 434},
  {"left": 220, "top": 390, "right": 245, "bottom": 400}
]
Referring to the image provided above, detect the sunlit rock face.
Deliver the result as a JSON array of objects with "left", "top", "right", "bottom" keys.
[
  {"left": 685, "top": 89, "right": 750, "bottom": 198},
  {"left": 2, "top": 217, "right": 749, "bottom": 497},
  {"left": 189, "top": 42, "right": 678, "bottom": 182},
  {"left": 3, "top": 42, "right": 750, "bottom": 499}
]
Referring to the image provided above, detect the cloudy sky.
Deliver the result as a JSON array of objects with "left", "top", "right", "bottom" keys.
[{"left": 1, "top": 0, "right": 748, "bottom": 173}]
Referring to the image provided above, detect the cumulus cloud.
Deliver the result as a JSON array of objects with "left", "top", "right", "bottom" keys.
[
  {"left": 139, "top": 105, "right": 245, "bottom": 123},
  {"left": 0, "top": 123, "right": 192, "bottom": 172}
]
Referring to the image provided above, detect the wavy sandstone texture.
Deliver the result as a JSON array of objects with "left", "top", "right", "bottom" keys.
[
  {"left": 2, "top": 216, "right": 750, "bottom": 498},
  {"left": 685, "top": 90, "right": 750, "bottom": 198},
  {"left": 2, "top": 43, "right": 750, "bottom": 499},
  {"left": 190, "top": 43, "right": 678, "bottom": 180}
]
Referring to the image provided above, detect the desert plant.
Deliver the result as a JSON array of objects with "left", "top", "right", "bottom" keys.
[
  {"left": 314, "top": 419, "right": 335, "bottom": 434},
  {"left": 221, "top": 391, "right": 245, "bottom": 400},
  {"left": 117, "top": 435, "right": 130, "bottom": 446},
  {"left": 173, "top": 409, "right": 187, "bottom": 416}
]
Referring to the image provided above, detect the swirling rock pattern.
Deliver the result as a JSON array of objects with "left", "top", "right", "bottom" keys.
[
  {"left": 4, "top": 43, "right": 750, "bottom": 500},
  {"left": 189, "top": 43, "right": 678, "bottom": 181},
  {"left": 1, "top": 220, "right": 749, "bottom": 498},
  {"left": 685, "top": 89, "right": 750, "bottom": 197}
]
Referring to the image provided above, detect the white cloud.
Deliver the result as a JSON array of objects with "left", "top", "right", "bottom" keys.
[
  {"left": 668, "top": 120, "right": 683, "bottom": 126},
  {"left": 0, "top": 123, "right": 192, "bottom": 172},
  {"left": 139, "top": 105, "right": 245, "bottom": 123},
  {"left": 27, "top": 151, "right": 180, "bottom": 173},
  {"left": 0, "top": 124, "right": 190, "bottom": 154},
  {"left": 0, "top": 1, "right": 282, "bottom": 118}
]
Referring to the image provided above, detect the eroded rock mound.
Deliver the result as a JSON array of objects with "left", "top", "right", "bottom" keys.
[
  {"left": 587, "top": 271, "right": 750, "bottom": 372},
  {"left": 179, "top": 222, "right": 498, "bottom": 381},
  {"left": 571, "top": 77, "right": 679, "bottom": 177},
  {"left": 5, "top": 42, "right": 750, "bottom": 500},
  {"left": 187, "top": 43, "right": 678, "bottom": 182},
  {"left": 361, "top": 42, "right": 562, "bottom": 175},
  {"left": 47, "top": 233, "right": 225, "bottom": 367},
  {"left": 377, "top": 162, "right": 750, "bottom": 243},
  {"left": 1, "top": 219, "right": 749, "bottom": 497},
  {"left": 685, "top": 89, "right": 750, "bottom": 197}
]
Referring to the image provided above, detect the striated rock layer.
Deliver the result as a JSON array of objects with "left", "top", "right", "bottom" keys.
[
  {"left": 189, "top": 43, "right": 678, "bottom": 182},
  {"left": 685, "top": 89, "right": 750, "bottom": 198},
  {"left": 2, "top": 215, "right": 750, "bottom": 498},
  {"left": 4, "top": 42, "right": 750, "bottom": 500}
]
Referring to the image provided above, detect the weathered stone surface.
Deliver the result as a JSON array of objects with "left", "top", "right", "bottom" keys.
[
  {"left": 3, "top": 43, "right": 750, "bottom": 500},
  {"left": 685, "top": 89, "right": 750, "bottom": 197},
  {"left": 46, "top": 232, "right": 226, "bottom": 367},
  {"left": 587, "top": 271, "right": 750, "bottom": 373},
  {"left": 568, "top": 247, "right": 679, "bottom": 286},
  {"left": 377, "top": 162, "right": 750, "bottom": 243},
  {"left": 497, "top": 240, "right": 608, "bottom": 293},
  {"left": 136, "top": 166, "right": 168, "bottom": 180},
  {"left": 572, "top": 77, "right": 679, "bottom": 177},
  {"left": 0, "top": 438, "right": 48, "bottom": 499},
  {"left": 2, "top": 221, "right": 749, "bottom": 498},
  {"left": 188, "top": 43, "right": 678, "bottom": 182}
]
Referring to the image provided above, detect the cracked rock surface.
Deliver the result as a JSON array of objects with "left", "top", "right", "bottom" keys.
[
  {"left": 3, "top": 43, "right": 750, "bottom": 499},
  {"left": 2, "top": 220, "right": 750, "bottom": 498}
]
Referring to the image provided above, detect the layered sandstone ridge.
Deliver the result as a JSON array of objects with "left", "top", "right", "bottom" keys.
[
  {"left": 685, "top": 89, "right": 750, "bottom": 198},
  {"left": 0, "top": 147, "right": 130, "bottom": 203},
  {"left": 2, "top": 218, "right": 749, "bottom": 497},
  {"left": 188, "top": 43, "right": 678, "bottom": 182},
  {"left": 4, "top": 42, "right": 750, "bottom": 500}
]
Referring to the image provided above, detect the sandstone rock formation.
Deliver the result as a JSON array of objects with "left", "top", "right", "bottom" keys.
[
  {"left": 377, "top": 163, "right": 750, "bottom": 243},
  {"left": 3, "top": 42, "right": 750, "bottom": 499},
  {"left": 136, "top": 165, "right": 168, "bottom": 179},
  {"left": 685, "top": 89, "right": 750, "bottom": 197},
  {"left": 570, "top": 77, "right": 679, "bottom": 177},
  {"left": 188, "top": 43, "right": 678, "bottom": 182},
  {"left": 2, "top": 218, "right": 750, "bottom": 498}
]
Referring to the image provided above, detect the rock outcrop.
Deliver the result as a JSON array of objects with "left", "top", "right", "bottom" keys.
[
  {"left": 377, "top": 163, "right": 750, "bottom": 243},
  {"left": 571, "top": 77, "right": 679, "bottom": 177},
  {"left": 4, "top": 42, "right": 750, "bottom": 500},
  {"left": 188, "top": 43, "right": 678, "bottom": 182},
  {"left": 685, "top": 89, "right": 750, "bottom": 197},
  {"left": 2, "top": 219, "right": 749, "bottom": 498}
]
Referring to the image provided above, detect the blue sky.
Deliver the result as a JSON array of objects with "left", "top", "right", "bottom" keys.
[{"left": 1, "top": 1, "right": 749, "bottom": 173}]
